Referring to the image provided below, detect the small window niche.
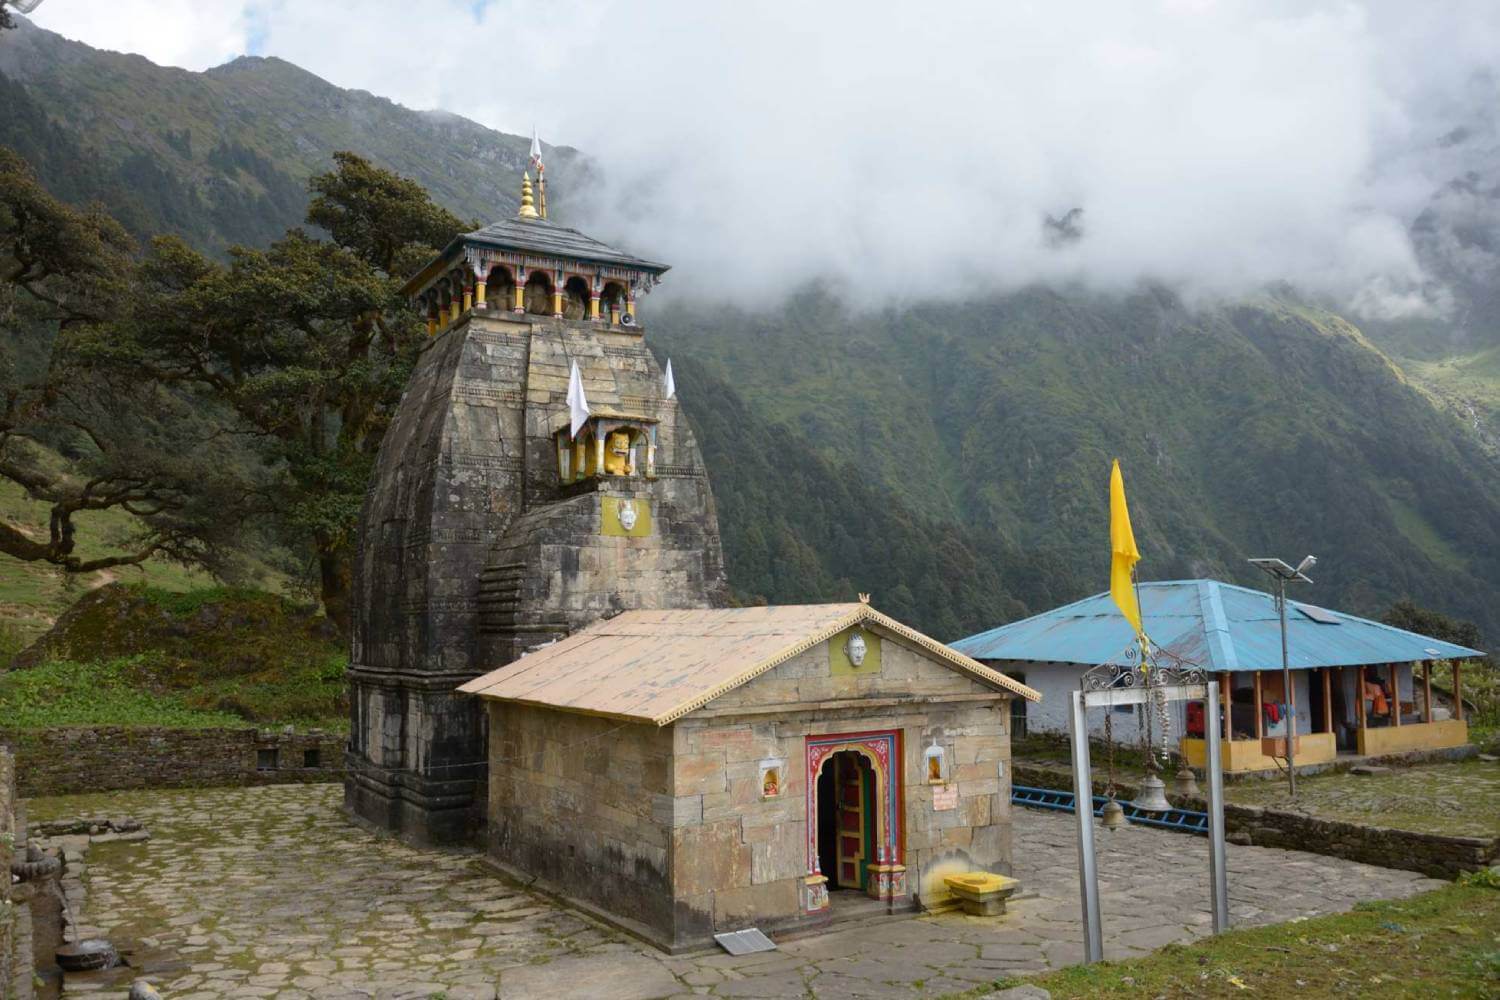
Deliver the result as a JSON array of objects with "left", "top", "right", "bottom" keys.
[
  {"left": 303, "top": 748, "right": 321, "bottom": 769},
  {"left": 759, "top": 758, "right": 785, "bottom": 799},
  {"left": 256, "top": 748, "right": 279, "bottom": 771},
  {"left": 555, "top": 414, "right": 657, "bottom": 485},
  {"left": 924, "top": 739, "right": 948, "bottom": 785}
]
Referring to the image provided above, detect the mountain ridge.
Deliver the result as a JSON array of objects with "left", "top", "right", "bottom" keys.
[{"left": 4, "top": 17, "right": 1499, "bottom": 642}]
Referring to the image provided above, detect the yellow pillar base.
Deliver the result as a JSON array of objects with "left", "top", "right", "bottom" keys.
[
  {"left": 552, "top": 291, "right": 563, "bottom": 317},
  {"left": 475, "top": 280, "right": 486, "bottom": 307}
]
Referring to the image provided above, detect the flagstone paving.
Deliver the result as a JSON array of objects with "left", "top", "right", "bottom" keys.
[{"left": 27, "top": 783, "right": 1442, "bottom": 999}]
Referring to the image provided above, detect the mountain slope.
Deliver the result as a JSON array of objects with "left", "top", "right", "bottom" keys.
[
  {"left": 655, "top": 288, "right": 1500, "bottom": 638},
  {"left": 0, "top": 16, "right": 584, "bottom": 251},
  {"left": 4, "top": 18, "right": 1499, "bottom": 642}
]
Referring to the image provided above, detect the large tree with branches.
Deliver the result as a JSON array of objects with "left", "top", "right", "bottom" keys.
[
  {"left": 0, "top": 147, "right": 252, "bottom": 578},
  {"left": 108, "top": 152, "right": 469, "bottom": 630}
]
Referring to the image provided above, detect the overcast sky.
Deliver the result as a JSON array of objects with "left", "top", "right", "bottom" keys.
[{"left": 27, "top": 1, "right": 1500, "bottom": 310}]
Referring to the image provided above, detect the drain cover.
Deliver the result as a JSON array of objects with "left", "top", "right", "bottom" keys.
[{"left": 713, "top": 928, "right": 776, "bottom": 955}]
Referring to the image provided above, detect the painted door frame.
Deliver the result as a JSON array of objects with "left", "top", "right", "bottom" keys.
[{"left": 802, "top": 729, "right": 907, "bottom": 912}]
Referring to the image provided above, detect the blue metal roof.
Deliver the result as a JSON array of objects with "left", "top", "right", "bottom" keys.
[{"left": 951, "top": 580, "right": 1485, "bottom": 673}]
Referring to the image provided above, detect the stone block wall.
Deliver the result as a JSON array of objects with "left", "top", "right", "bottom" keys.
[
  {"left": 0, "top": 746, "right": 26, "bottom": 1000},
  {"left": 485, "top": 703, "right": 676, "bottom": 939},
  {"left": 0, "top": 727, "right": 345, "bottom": 798}
]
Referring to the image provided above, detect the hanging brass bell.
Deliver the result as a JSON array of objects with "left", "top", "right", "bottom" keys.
[
  {"left": 1131, "top": 773, "right": 1172, "bottom": 813},
  {"left": 1172, "top": 765, "right": 1201, "bottom": 800},
  {"left": 1100, "top": 797, "right": 1126, "bottom": 831}
]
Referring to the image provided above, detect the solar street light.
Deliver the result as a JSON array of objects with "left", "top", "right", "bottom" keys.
[{"left": 1249, "top": 555, "right": 1316, "bottom": 796}]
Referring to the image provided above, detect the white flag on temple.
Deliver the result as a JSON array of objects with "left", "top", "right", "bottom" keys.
[
  {"left": 664, "top": 358, "right": 676, "bottom": 399},
  {"left": 529, "top": 127, "right": 544, "bottom": 175},
  {"left": 567, "top": 360, "right": 590, "bottom": 438}
]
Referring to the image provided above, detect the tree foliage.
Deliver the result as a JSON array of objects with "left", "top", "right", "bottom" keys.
[
  {"left": 0, "top": 146, "right": 254, "bottom": 576},
  {"left": 107, "top": 153, "right": 468, "bottom": 630}
]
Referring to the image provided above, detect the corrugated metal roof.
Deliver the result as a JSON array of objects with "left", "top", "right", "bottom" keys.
[
  {"left": 951, "top": 580, "right": 1485, "bottom": 673},
  {"left": 459, "top": 603, "right": 1039, "bottom": 725}
]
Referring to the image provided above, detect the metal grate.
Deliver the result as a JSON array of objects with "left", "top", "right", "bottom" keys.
[
  {"left": 713, "top": 928, "right": 777, "bottom": 955},
  {"left": 1012, "top": 784, "right": 1209, "bottom": 835}
]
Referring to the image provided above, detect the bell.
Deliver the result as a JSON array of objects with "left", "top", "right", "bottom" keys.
[
  {"left": 1172, "top": 765, "right": 1201, "bottom": 800},
  {"left": 1130, "top": 773, "right": 1172, "bottom": 813},
  {"left": 1100, "top": 797, "right": 1126, "bottom": 831}
]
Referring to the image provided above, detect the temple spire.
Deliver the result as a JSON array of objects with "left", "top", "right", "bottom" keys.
[{"left": 518, "top": 171, "right": 540, "bottom": 220}]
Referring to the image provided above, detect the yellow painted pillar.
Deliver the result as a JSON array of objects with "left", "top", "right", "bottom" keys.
[
  {"left": 552, "top": 289, "right": 563, "bottom": 317},
  {"left": 426, "top": 316, "right": 437, "bottom": 336},
  {"left": 609, "top": 304, "right": 620, "bottom": 325},
  {"left": 589, "top": 294, "right": 601, "bottom": 321},
  {"left": 625, "top": 296, "right": 636, "bottom": 320},
  {"left": 462, "top": 287, "right": 473, "bottom": 312},
  {"left": 475, "top": 280, "right": 486, "bottom": 307},
  {"left": 449, "top": 300, "right": 461, "bottom": 324},
  {"left": 513, "top": 283, "right": 525, "bottom": 313}
]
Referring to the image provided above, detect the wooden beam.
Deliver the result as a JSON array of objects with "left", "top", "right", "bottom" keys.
[
  {"left": 1453, "top": 661, "right": 1463, "bottom": 724},
  {"left": 1322, "top": 668, "right": 1333, "bottom": 734},
  {"left": 1356, "top": 666, "right": 1367, "bottom": 730},
  {"left": 1423, "top": 661, "right": 1433, "bottom": 724},
  {"left": 1389, "top": 662, "right": 1401, "bottom": 727},
  {"left": 1253, "top": 670, "right": 1263, "bottom": 739}
]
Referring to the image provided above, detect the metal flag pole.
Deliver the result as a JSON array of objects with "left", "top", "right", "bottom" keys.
[
  {"left": 1204, "top": 678, "right": 1229, "bottom": 933},
  {"left": 1249, "top": 556, "right": 1316, "bottom": 798}
]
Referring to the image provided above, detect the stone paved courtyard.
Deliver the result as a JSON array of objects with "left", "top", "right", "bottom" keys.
[{"left": 29, "top": 783, "right": 1442, "bottom": 999}]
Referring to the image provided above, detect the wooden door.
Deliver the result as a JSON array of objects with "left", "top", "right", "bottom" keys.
[{"left": 834, "top": 752, "right": 871, "bottom": 890}]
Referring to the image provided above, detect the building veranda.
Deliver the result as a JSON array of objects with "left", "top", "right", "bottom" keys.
[
  {"left": 954, "top": 579, "right": 1483, "bottom": 775},
  {"left": 460, "top": 602, "right": 1039, "bottom": 951}
]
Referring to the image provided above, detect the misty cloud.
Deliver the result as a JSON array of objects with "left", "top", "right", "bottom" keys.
[{"left": 33, "top": 0, "right": 1500, "bottom": 312}]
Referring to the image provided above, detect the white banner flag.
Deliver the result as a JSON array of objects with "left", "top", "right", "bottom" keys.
[
  {"left": 567, "top": 360, "right": 590, "bottom": 438},
  {"left": 664, "top": 358, "right": 676, "bottom": 400}
]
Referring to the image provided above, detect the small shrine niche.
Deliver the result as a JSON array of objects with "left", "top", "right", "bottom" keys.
[{"left": 556, "top": 414, "right": 657, "bottom": 484}]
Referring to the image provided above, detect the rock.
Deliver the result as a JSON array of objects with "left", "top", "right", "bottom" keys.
[
  {"left": 129, "top": 979, "right": 163, "bottom": 1000},
  {"left": 981, "top": 987, "right": 1051, "bottom": 1000},
  {"left": 1349, "top": 765, "right": 1390, "bottom": 775},
  {"left": 1477, "top": 754, "right": 1497, "bottom": 762}
]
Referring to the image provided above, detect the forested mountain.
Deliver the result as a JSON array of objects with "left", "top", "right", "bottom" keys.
[{"left": 3, "top": 16, "right": 1498, "bottom": 641}]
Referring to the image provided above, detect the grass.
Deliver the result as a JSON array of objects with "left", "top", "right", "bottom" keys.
[
  {"left": 0, "top": 583, "right": 348, "bottom": 731},
  {"left": 0, "top": 470, "right": 290, "bottom": 644},
  {"left": 1225, "top": 758, "right": 1500, "bottom": 839},
  {"left": 947, "top": 877, "right": 1500, "bottom": 999}
]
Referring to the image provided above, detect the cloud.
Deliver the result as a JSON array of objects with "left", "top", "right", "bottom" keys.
[
  {"left": 30, "top": 0, "right": 249, "bottom": 71},
  {"left": 32, "top": 1, "right": 1500, "bottom": 313}
]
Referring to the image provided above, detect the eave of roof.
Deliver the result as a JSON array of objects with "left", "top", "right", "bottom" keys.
[
  {"left": 459, "top": 603, "right": 1040, "bottom": 726},
  {"left": 951, "top": 579, "right": 1485, "bottom": 672}
]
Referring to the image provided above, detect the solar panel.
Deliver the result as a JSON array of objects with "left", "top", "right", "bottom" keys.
[
  {"left": 714, "top": 928, "right": 777, "bottom": 955},
  {"left": 1294, "top": 603, "right": 1341, "bottom": 624}
]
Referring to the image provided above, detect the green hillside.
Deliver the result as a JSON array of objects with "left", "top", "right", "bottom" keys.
[
  {"left": 3, "top": 16, "right": 1498, "bottom": 644},
  {"left": 656, "top": 289, "right": 1500, "bottom": 639}
]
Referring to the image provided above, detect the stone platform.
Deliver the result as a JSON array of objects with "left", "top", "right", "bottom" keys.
[{"left": 28, "top": 784, "right": 1440, "bottom": 999}]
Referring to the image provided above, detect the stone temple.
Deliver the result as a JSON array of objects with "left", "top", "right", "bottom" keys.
[{"left": 345, "top": 172, "right": 729, "bottom": 845}]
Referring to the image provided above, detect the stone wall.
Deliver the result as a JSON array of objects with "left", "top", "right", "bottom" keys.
[
  {"left": 1010, "top": 761, "right": 1498, "bottom": 879},
  {"left": 0, "top": 727, "right": 345, "bottom": 798},
  {"left": 0, "top": 747, "right": 27, "bottom": 1000},
  {"left": 485, "top": 703, "right": 676, "bottom": 940}
]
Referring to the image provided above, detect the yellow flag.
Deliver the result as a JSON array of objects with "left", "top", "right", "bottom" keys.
[{"left": 1109, "top": 459, "right": 1143, "bottom": 639}]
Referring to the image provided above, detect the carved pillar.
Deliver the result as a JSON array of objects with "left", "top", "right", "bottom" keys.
[
  {"left": 552, "top": 269, "right": 564, "bottom": 318},
  {"left": 590, "top": 293, "right": 601, "bottom": 321},
  {"left": 513, "top": 268, "right": 527, "bottom": 313}
]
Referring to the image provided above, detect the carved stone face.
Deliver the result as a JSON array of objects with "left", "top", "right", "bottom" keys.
[
  {"left": 617, "top": 500, "right": 638, "bottom": 531},
  {"left": 845, "top": 629, "right": 867, "bottom": 667}
]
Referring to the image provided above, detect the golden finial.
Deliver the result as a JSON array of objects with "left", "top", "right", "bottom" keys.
[{"left": 519, "top": 171, "right": 539, "bottom": 219}]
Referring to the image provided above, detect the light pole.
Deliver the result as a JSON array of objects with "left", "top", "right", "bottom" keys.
[{"left": 1248, "top": 555, "right": 1316, "bottom": 797}]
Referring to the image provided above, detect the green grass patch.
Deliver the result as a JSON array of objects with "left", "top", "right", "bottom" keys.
[
  {"left": 948, "top": 880, "right": 1500, "bottom": 999},
  {"left": 0, "top": 656, "right": 245, "bottom": 728},
  {"left": 3, "top": 582, "right": 348, "bottom": 730}
]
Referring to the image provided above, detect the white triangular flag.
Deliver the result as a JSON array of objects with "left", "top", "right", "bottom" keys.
[
  {"left": 664, "top": 358, "right": 676, "bottom": 399},
  {"left": 567, "top": 360, "right": 590, "bottom": 438},
  {"left": 529, "top": 127, "right": 544, "bottom": 174}
]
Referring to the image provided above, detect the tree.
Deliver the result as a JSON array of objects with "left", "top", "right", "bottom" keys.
[
  {"left": 0, "top": 146, "right": 253, "bottom": 576},
  {"left": 112, "top": 153, "right": 469, "bottom": 631},
  {"left": 1381, "top": 599, "right": 1483, "bottom": 652}
]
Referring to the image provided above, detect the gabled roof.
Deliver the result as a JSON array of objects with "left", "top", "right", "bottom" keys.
[
  {"left": 951, "top": 579, "right": 1485, "bottom": 673},
  {"left": 459, "top": 603, "right": 1039, "bottom": 726},
  {"left": 462, "top": 216, "right": 668, "bottom": 273}
]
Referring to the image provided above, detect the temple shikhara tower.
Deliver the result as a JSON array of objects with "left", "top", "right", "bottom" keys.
[{"left": 345, "top": 164, "right": 729, "bottom": 845}]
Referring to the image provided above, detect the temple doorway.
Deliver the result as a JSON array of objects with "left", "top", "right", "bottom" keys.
[{"left": 816, "top": 750, "right": 876, "bottom": 893}]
